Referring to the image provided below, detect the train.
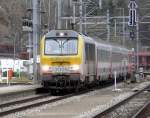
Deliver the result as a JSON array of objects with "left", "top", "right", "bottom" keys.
[{"left": 40, "top": 30, "right": 130, "bottom": 91}]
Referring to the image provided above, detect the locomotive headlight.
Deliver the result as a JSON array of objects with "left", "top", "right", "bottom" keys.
[
  {"left": 41, "top": 65, "right": 49, "bottom": 72},
  {"left": 72, "top": 65, "right": 80, "bottom": 71},
  {"left": 60, "top": 32, "right": 64, "bottom": 36}
]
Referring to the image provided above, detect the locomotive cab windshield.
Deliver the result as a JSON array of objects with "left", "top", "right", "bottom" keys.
[{"left": 44, "top": 37, "right": 78, "bottom": 55}]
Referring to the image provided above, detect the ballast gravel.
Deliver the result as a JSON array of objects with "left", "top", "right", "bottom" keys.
[{"left": 2, "top": 80, "right": 150, "bottom": 118}]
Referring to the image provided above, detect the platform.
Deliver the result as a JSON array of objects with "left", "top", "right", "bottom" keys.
[{"left": 0, "top": 84, "right": 41, "bottom": 96}]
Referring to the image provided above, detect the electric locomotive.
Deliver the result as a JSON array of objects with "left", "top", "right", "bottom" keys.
[
  {"left": 40, "top": 30, "right": 129, "bottom": 90},
  {"left": 40, "top": 30, "right": 86, "bottom": 90}
]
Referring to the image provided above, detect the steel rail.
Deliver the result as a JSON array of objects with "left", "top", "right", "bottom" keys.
[
  {"left": 0, "top": 94, "right": 50, "bottom": 108},
  {"left": 0, "top": 79, "right": 124, "bottom": 117},
  {"left": 0, "top": 87, "right": 96, "bottom": 116},
  {"left": 132, "top": 101, "right": 150, "bottom": 118},
  {"left": 0, "top": 80, "right": 115, "bottom": 117},
  {"left": 93, "top": 84, "right": 150, "bottom": 118},
  {"left": 0, "top": 94, "right": 67, "bottom": 116}
]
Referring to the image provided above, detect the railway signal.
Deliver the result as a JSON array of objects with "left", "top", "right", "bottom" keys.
[
  {"left": 130, "top": 31, "right": 135, "bottom": 39},
  {"left": 128, "top": 0, "right": 138, "bottom": 26},
  {"left": 22, "top": 18, "right": 32, "bottom": 32},
  {"left": 128, "top": 9, "right": 137, "bottom": 26}
]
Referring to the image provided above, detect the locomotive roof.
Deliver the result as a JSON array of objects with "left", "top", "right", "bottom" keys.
[
  {"left": 45, "top": 30, "right": 78, "bottom": 38},
  {"left": 82, "top": 34, "right": 129, "bottom": 53}
]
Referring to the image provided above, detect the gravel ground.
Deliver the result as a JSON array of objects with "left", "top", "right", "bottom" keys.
[
  {"left": 104, "top": 89, "right": 150, "bottom": 118},
  {"left": 0, "top": 96, "right": 58, "bottom": 114},
  {"left": 0, "top": 85, "right": 41, "bottom": 103},
  {"left": 2, "top": 80, "right": 150, "bottom": 118}
]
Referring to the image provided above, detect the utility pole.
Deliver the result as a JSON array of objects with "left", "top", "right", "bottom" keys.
[
  {"left": 28, "top": 32, "right": 32, "bottom": 60},
  {"left": 72, "top": 2, "right": 76, "bottom": 29},
  {"left": 128, "top": 0, "right": 139, "bottom": 75},
  {"left": 136, "top": 17, "right": 139, "bottom": 72},
  {"left": 22, "top": 18, "right": 33, "bottom": 80},
  {"left": 48, "top": 0, "right": 51, "bottom": 30},
  {"left": 55, "top": 5, "right": 57, "bottom": 29},
  {"left": 79, "top": 0, "right": 83, "bottom": 33},
  {"left": 13, "top": 33, "right": 16, "bottom": 74},
  {"left": 57, "top": 0, "right": 61, "bottom": 29},
  {"left": 84, "top": 4, "right": 87, "bottom": 34},
  {"left": 33, "top": 0, "right": 40, "bottom": 83},
  {"left": 107, "top": 9, "right": 110, "bottom": 42},
  {"left": 114, "top": 19, "right": 117, "bottom": 38},
  {"left": 122, "top": 8, "right": 125, "bottom": 46},
  {"left": 99, "top": 0, "right": 102, "bottom": 9}
]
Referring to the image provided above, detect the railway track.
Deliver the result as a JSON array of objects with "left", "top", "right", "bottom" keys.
[
  {"left": 0, "top": 88, "right": 96, "bottom": 117},
  {"left": 0, "top": 81, "right": 115, "bottom": 117},
  {"left": 0, "top": 93, "right": 52, "bottom": 116},
  {"left": 93, "top": 84, "right": 150, "bottom": 118},
  {"left": 133, "top": 101, "right": 150, "bottom": 118},
  {"left": 0, "top": 92, "right": 84, "bottom": 117}
]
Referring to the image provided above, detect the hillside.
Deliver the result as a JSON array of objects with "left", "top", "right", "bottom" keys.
[
  {"left": 0, "top": 0, "right": 27, "bottom": 57},
  {"left": 0, "top": 0, "right": 150, "bottom": 54}
]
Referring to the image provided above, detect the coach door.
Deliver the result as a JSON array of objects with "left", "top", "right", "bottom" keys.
[{"left": 85, "top": 43, "right": 96, "bottom": 81}]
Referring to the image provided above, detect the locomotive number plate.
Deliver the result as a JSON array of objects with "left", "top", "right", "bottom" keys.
[{"left": 50, "top": 66, "right": 70, "bottom": 73}]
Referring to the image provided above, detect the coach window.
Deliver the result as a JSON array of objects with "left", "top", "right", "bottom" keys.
[
  {"left": 101, "top": 49, "right": 107, "bottom": 62},
  {"left": 89, "top": 44, "right": 95, "bottom": 61},
  {"left": 85, "top": 43, "right": 95, "bottom": 62},
  {"left": 97, "top": 49, "right": 101, "bottom": 61}
]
